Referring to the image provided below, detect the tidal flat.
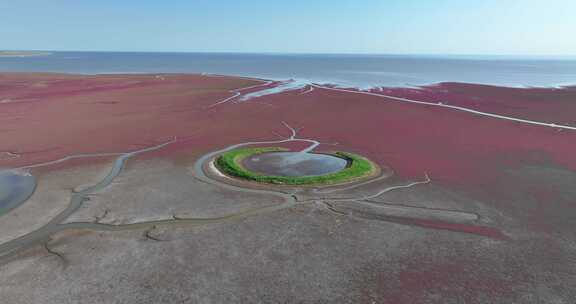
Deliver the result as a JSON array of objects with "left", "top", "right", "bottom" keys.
[{"left": 1, "top": 72, "right": 575, "bottom": 303}]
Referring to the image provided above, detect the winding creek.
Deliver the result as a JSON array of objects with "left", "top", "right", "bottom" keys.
[
  {"left": 0, "top": 75, "right": 532, "bottom": 261},
  {"left": 0, "top": 128, "right": 323, "bottom": 260},
  {"left": 0, "top": 139, "right": 178, "bottom": 258},
  {"left": 0, "top": 120, "right": 486, "bottom": 261}
]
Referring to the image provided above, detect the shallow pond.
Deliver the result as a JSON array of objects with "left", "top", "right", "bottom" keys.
[
  {"left": 0, "top": 169, "right": 36, "bottom": 216},
  {"left": 242, "top": 152, "right": 347, "bottom": 177}
]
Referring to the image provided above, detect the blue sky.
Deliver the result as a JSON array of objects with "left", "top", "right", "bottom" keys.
[{"left": 1, "top": 0, "right": 574, "bottom": 55}]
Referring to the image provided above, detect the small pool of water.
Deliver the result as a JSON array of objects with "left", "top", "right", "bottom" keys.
[
  {"left": 0, "top": 169, "right": 36, "bottom": 216},
  {"left": 242, "top": 152, "right": 347, "bottom": 177}
]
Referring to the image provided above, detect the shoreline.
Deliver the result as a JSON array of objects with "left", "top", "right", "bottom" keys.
[
  {"left": 0, "top": 70, "right": 576, "bottom": 92},
  {"left": 2, "top": 50, "right": 576, "bottom": 88},
  {"left": 2, "top": 70, "right": 575, "bottom": 89}
]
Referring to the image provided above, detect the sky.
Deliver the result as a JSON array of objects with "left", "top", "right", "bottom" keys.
[{"left": 1, "top": 0, "right": 575, "bottom": 55}]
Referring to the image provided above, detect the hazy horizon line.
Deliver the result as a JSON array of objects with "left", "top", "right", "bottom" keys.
[{"left": 3, "top": 49, "right": 576, "bottom": 59}]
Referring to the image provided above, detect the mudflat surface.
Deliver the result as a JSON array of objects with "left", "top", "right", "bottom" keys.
[
  {"left": 0, "top": 159, "right": 115, "bottom": 244},
  {"left": 65, "top": 158, "right": 284, "bottom": 224},
  {"left": 1, "top": 73, "right": 576, "bottom": 303}
]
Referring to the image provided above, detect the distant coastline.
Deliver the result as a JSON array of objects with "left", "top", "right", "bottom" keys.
[
  {"left": 0, "top": 51, "right": 52, "bottom": 57},
  {"left": 0, "top": 51, "right": 575, "bottom": 88}
]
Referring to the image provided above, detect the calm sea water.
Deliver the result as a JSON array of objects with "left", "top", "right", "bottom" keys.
[{"left": 1, "top": 52, "right": 576, "bottom": 88}]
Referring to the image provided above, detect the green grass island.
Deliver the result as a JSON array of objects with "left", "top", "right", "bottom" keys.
[{"left": 214, "top": 147, "right": 378, "bottom": 185}]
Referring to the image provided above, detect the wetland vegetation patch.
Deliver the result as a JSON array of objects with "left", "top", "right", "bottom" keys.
[{"left": 215, "top": 147, "right": 377, "bottom": 185}]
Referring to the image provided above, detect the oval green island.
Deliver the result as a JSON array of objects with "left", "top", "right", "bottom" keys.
[{"left": 214, "top": 147, "right": 378, "bottom": 185}]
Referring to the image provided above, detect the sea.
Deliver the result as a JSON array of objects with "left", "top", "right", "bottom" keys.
[{"left": 1, "top": 52, "right": 576, "bottom": 88}]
